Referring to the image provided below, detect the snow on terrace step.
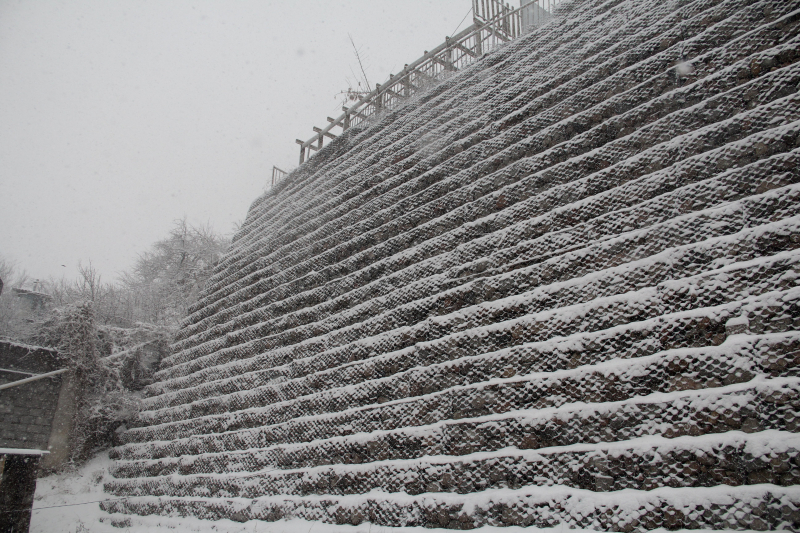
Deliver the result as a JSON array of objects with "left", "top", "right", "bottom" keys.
[
  {"left": 143, "top": 233, "right": 800, "bottom": 418},
  {"left": 170, "top": 105, "right": 800, "bottom": 370},
  {"left": 166, "top": 119, "right": 800, "bottom": 382},
  {"left": 177, "top": 45, "right": 800, "bottom": 358},
  {"left": 212, "top": 0, "right": 792, "bottom": 306},
  {"left": 113, "top": 334, "right": 800, "bottom": 474},
  {"left": 102, "top": 484, "right": 800, "bottom": 530},
  {"left": 236, "top": 65, "right": 800, "bottom": 308},
  {"left": 107, "top": 431, "right": 800, "bottom": 500},
  {"left": 110, "top": 0, "right": 800, "bottom": 528},
  {"left": 158, "top": 170, "right": 800, "bottom": 398},
  {"left": 150, "top": 186, "right": 800, "bottom": 404},
  {"left": 138, "top": 212, "right": 800, "bottom": 418},
  {"left": 165, "top": 59, "right": 800, "bottom": 369},
  {"left": 205, "top": 0, "right": 720, "bottom": 282},
  {"left": 144, "top": 196, "right": 800, "bottom": 406},
  {"left": 115, "top": 289, "right": 800, "bottom": 461},
  {"left": 121, "top": 377, "right": 800, "bottom": 480},
  {"left": 178, "top": 83, "right": 796, "bottom": 370},
  {"left": 120, "top": 279, "right": 800, "bottom": 450},
  {"left": 204, "top": 0, "right": 675, "bottom": 278},
  {"left": 161, "top": 118, "right": 800, "bottom": 382},
  {"left": 203, "top": 0, "right": 792, "bottom": 304},
  {"left": 134, "top": 307, "right": 798, "bottom": 433},
  {"left": 183, "top": 0, "right": 794, "bottom": 328}
]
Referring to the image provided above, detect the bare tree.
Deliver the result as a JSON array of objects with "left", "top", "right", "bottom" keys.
[
  {"left": 121, "top": 217, "right": 229, "bottom": 325},
  {"left": 45, "top": 261, "right": 134, "bottom": 327},
  {"left": 336, "top": 35, "right": 374, "bottom": 104},
  {"left": 7, "top": 218, "right": 229, "bottom": 337},
  {"left": 76, "top": 261, "right": 102, "bottom": 302},
  {"left": 33, "top": 301, "right": 139, "bottom": 463}
]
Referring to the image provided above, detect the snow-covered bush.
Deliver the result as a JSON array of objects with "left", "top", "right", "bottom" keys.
[{"left": 33, "top": 302, "right": 141, "bottom": 464}]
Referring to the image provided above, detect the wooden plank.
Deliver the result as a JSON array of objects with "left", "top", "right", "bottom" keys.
[
  {"left": 429, "top": 53, "right": 456, "bottom": 71},
  {"left": 313, "top": 127, "right": 337, "bottom": 140},
  {"left": 453, "top": 40, "right": 478, "bottom": 58},
  {"left": 413, "top": 68, "right": 437, "bottom": 83},
  {"left": 345, "top": 106, "right": 369, "bottom": 120},
  {"left": 382, "top": 85, "right": 407, "bottom": 100}
]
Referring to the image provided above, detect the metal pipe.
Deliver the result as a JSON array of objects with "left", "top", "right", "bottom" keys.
[
  {"left": 0, "top": 368, "right": 68, "bottom": 392},
  {"left": 0, "top": 368, "right": 36, "bottom": 376},
  {"left": 0, "top": 448, "right": 49, "bottom": 456}
]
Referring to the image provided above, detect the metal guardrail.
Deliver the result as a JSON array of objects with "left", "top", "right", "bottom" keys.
[{"left": 291, "top": 0, "right": 558, "bottom": 166}]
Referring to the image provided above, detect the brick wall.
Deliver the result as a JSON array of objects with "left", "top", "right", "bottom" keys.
[{"left": 0, "top": 341, "right": 64, "bottom": 451}]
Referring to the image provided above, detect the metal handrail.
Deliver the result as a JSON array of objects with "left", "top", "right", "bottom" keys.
[
  {"left": 0, "top": 368, "right": 68, "bottom": 391},
  {"left": 294, "top": 1, "right": 532, "bottom": 165},
  {"left": 0, "top": 448, "right": 50, "bottom": 456}
]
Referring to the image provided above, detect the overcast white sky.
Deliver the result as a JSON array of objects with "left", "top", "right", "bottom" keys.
[{"left": 0, "top": 0, "right": 469, "bottom": 283}]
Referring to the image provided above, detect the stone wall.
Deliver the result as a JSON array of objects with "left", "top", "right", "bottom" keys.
[{"left": 105, "top": 0, "right": 800, "bottom": 529}]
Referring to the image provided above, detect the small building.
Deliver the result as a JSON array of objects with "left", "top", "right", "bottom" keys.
[
  {"left": 11, "top": 286, "right": 52, "bottom": 314},
  {"left": 0, "top": 340, "right": 74, "bottom": 533}
]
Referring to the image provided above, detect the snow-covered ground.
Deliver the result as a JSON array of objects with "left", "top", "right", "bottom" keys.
[
  {"left": 28, "top": 451, "right": 568, "bottom": 532},
  {"left": 30, "top": 450, "right": 301, "bottom": 532},
  {"left": 28, "top": 450, "right": 772, "bottom": 532}
]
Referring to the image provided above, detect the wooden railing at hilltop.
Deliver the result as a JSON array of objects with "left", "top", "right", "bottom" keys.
[
  {"left": 288, "top": 0, "right": 559, "bottom": 168},
  {"left": 271, "top": 166, "right": 287, "bottom": 187}
]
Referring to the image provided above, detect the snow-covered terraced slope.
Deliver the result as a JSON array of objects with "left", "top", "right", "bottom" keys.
[{"left": 104, "top": 0, "right": 800, "bottom": 529}]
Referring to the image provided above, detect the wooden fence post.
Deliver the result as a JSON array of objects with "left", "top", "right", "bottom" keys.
[
  {"left": 445, "top": 37, "right": 455, "bottom": 70},
  {"left": 342, "top": 107, "right": 351, "bottom": 130}
]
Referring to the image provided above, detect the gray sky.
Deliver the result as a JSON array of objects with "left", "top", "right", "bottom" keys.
[{"left": 0, "top": 0, "right": 468, "bottom": 283}]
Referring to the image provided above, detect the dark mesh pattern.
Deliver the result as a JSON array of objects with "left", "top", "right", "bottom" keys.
[{"left": 105, "top": 0, "right": 800, "bottom": 529}]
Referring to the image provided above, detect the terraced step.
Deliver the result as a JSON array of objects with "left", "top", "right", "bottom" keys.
[
  {"left": 205, "top": 0, "right": 797, "bottom": 290},
  {"left": 144, "top": 207, "right": 800, "bottom": 410},
  {"left": 162, "top": 71, "right": 800, "bottom": 374},
  {"left": 197, "top": 0, "right": 691, "bottom": 293},
  {"left": 150, "top": 182, "right": 800, "bottom": 407},
  {"left": 109, "top": 0, "right": 800, "bottom": 528},
  {"left": 121, "top": 280, "right": 800, "bottom": 448},
  {"left": 180, "top": 0, "right": 797, "bottom": 334},
  {"left": 138, "top": 212, "right": 800, "bottom": 419},
  {"left": 137, "top": 302, "right": 799, "bottom": 432},
  {"left": 114, "top": 288, "right": 800, "bottom": 460},
  {"left": 101, "top": 484, "right": 800, "bottom": 530},
  {"left": 170, "top": 108, "right": 800, "bottom": 369},
  {"left": 152, "top": 119, "right": 800, "bottom": 398},
  {"left": 107, "top": 431, "right": 800, "bottom": 500},
  {"left": 112, "top": 334, "right": 800, "bottom": 474}
]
